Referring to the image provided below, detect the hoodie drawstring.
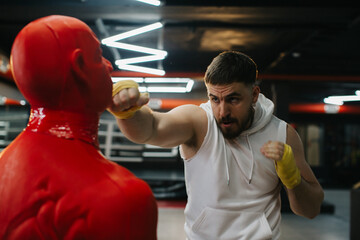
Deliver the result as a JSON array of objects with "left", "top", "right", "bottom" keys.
[
  {"left": 245, "top": 135, "right": 254, "bottom": 184},
  {"left": 230, "top": 135, "right": 255, "bottom": 185},
  {"left": 224, "top": 145, "right": 230, "bottom": 186}
]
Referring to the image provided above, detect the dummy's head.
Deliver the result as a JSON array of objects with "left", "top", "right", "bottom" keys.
[
  {"left": 204, "top": 51, "right": 258, "bottom": 86},
  {"left": 11, "top": 15, "right": 113, "bottom": 113}
]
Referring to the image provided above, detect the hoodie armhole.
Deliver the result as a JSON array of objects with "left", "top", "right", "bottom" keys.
[
  {"left": 180, "top": 105, "right": 212, "bottom": 162},
  {"left": 279, "top": 120, "right": 287, "bottom": 143}
]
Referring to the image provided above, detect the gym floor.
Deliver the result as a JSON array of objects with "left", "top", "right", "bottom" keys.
[{"left": 157, "top": 189, "right": 350, "bottom": 240}]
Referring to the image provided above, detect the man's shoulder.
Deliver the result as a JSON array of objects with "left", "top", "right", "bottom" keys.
[
  {"left": 172, "top": 104, "right": 208, "bottom": 121},
  {"left": 179, "top": 104, "right": 209, "bottom": 158},
  {"left": 268, "top": 114, "right": 288, "bottom": 127}
]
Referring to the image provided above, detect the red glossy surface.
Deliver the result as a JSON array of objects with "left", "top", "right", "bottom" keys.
[
  {"left": 0, "top": 15, "right": 157, "bottom": 239},
  {"left": 26, "top": 108, "right": 100, "bottom": 146}
]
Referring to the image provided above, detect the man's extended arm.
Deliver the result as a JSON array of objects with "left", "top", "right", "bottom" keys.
[{"left": 108, "top": 80, "right": 206, "bottom": 148}]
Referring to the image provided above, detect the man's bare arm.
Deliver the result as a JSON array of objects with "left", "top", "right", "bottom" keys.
[
  {"left": 108, "top": 82, "right": 206, "bottom": 148},
  {"left": 116, "top": 104, "right": 206, "bottom": 148},
  {"left": 261, "top": 124, "right": 324, "bottom": 219},
  {"left": 285, "top": 124, "right": 324, "bottom": 219}
]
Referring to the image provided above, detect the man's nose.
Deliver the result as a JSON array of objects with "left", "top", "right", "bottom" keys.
[{"left": 219, "top": 102, "right": 230, "bottom": 118}]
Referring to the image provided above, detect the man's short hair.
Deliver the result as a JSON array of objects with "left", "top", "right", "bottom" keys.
[{"left": 204, "top": 51, "right": 258, "bottom": 86}]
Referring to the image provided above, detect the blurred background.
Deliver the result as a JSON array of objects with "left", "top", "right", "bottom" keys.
[{"left": 1, "top": 1, "right": 359, "bottom": 239}]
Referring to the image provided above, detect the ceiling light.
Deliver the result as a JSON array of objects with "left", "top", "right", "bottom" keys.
[
  {"left": 112, "top": 77, "right": 194, "bottom": 84},
  {"left": 144, "top": 78, "right": 192, "bottom": 83},
  {"left": 323, "top": 90, "right": 360, "bottom": 105},
  {"left": 323, "top": 98, "right": 344, "bottom": 106},
  {"left": 145, "top": 87, "right": 188, "bottom": 93},
  {"left": 186, "top": 80, "right": 194, "bottom": 92},
  {"left": 111, "top": 77, "right": 195, "bottom": 93},
  {"left": 103, "top": 42, "right": 167, "bottom": 56},
  {"left": 135, "top": 0, "right": 161, "bottom": 6},
  {"left": 292, "top": 52, "right": 301, "bottom": 58},
  {"left": 101, "top": 22, "right": 166, "bottom": 76},
  {"left": 102, "top": 22, "right": 163, "bottom": 44},
  {"left": 115, "top": 54, "right": 166, "bottom": 65},
  {"left": 112, "top": 77, "right": 143, "bottom": 83},
  {"left": 116, "top": 64, "right": 166, "bottom": 76}
]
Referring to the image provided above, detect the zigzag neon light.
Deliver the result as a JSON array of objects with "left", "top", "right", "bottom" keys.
[{"left": 101, "top": 22, "right": 167, "bottom": 75}]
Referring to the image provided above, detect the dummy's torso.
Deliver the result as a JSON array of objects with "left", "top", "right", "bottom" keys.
[{"left": 0, "top": 130, "right": 157, "bottom": 240}]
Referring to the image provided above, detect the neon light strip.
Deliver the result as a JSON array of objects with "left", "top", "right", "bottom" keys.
[
  {"left": 116, "top": 64, "right": 165, "bottom": 76},
  {"left": 135, "top": 0, "right": 161, "bottom": 6},
  {"left": 112, "top": 77, "right": 194, "bottom": 84},
  {"left": 186, "top": 80, "right": 194, "bottom": 92},
  {"left": 103, "top": 41, "right": 167, "bottom": 56},
  {"left": 115, "top": 55, "right": 166, "bottom": 65},
  {"left": 101, "top": 22, "right": 163, "bottom": 43},
  {"left": 144, "top": 78, "right": 193, "bottom": 83},
  {"left": 101, "top": 22, "right": 166, "bottom": 76},
  {"left": 323, "top": 98, "right": 344, "bottom": 106},
  {"left": 112, "top": 77, "right": 143, "bottom": 83},
  {"left": 324, "top": 90, "right": 360, "bottom": 105},
  {"left": 111, "top": 77, "right": 195, "bottom": 93},
  {"left": 146, "top": 87, "right": 188, "bottom": 93}
]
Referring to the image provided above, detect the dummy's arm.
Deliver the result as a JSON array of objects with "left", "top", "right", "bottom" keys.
[
  {"left": 108, "top": 80, "right": 206, "bottom": 148},
  {"left": 261, "top": 125, "right": 324, "bottom": 219}
]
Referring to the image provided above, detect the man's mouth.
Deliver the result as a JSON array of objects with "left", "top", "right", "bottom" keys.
[{"left": 221, "top": 119, "right": 235, "bottom": 128}]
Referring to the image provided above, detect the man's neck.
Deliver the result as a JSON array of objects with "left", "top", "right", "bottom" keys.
[
  {"left": 244, "top": 106, "right": 255, "bottom": 132},
  {"left": 26, "top": 107, "right": 100, "bottom": 148}
]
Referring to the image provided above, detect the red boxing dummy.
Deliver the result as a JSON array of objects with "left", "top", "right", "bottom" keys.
[{"left": 0, "top": 15, "right": 157, "bottom": 239}]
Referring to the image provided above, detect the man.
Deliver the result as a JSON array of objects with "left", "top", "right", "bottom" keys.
[
  {"left": 0, "top": 15, "right": 157, "bottom": 239},
  {"left": 109, "top": 51, "right": 324, "bottom": 239}
]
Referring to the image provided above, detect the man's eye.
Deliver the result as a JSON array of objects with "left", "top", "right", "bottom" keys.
[
  {"left": 211, "top": 97, "right": 219, "bottom": 103},
  {"left": 229, "top": 97, "right": 240, "bottom": 104}
]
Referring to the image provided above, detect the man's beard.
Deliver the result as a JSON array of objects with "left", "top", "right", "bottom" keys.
[{"left": 216, "top": 105, "right": 255, "bottom": 139}]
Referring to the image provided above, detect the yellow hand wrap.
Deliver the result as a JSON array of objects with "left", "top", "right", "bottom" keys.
[
  {"left": 275, "top": 144, "right": 301, "bottom": 189},
  {"left": 108, "top": 80, "right": 144, "bottom": 119}
]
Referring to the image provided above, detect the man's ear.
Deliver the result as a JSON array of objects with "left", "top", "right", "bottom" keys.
[
  {"left": 252, "top": 85, "right": 260, "bottom": 104},
  {"left": 70, "top": 48, "right": 87, "bottom": 82}
]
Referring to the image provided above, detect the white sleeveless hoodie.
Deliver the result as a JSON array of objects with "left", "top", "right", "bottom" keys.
[{"left": 180, "top": 94, "right": 287, "bottom": 240}]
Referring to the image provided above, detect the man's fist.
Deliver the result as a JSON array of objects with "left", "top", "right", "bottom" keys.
[
  {"left": 261, "top": 141, "right": 301, "bottom": 189},
  {"left": 260, "top": 141, "right": 285, "bottom": 162},
  {"left": 108, "top": 80, "right": 149, "bottom": 119}
]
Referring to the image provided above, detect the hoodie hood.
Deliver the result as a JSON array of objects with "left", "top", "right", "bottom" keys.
[
  {"left": 240, "top": 93, "right": 274, "bottom": 136},
  {"left": 202, "top": 93, "right": 274, "bottom": 137},
  {"left": 231, "top": 93, "right": 274, "bottom": 185},
  {"left": 198, "top": 93, "right": 277, "bottom": 186}
]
